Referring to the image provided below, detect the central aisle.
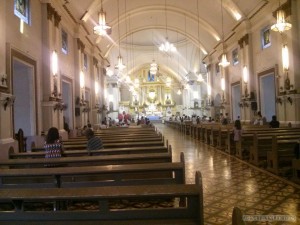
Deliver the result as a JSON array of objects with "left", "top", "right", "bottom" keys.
[{"left": 154, "top": 123, "right": 300, "bottom": 225}]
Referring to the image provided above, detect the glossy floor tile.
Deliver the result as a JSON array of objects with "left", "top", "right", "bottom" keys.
[{"left": 155, "top": 123, "right": 300, "bottom": 225}]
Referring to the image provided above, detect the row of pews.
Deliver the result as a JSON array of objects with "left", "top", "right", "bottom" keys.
[
  {"left": 1, "top": 126, "right": 247, "bottom": 224},
  {"left": 165, "top": 120, "right": 300, "bottom": 183}
]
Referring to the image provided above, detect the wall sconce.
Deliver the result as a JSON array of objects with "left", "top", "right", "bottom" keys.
[
  {"left": 80, "top": 71, "right": 85, "bottom": 89},
  {"left": 1, "top": 96, "right": 16, "bottom": 110},
  {"left": 243, "top": 66, "right": 249, "bottom": 98},
  {"left": 281, "top": 45, "right": 292, "bottom": 91},
  {"left": 53, "top": 102, "right": 67, "bottom": 112},
  {"left": 51, "top": 51, "right": 58, "bottom": 76},
  {"left": 221, "top": 77, "right": 225, "bottom": 91},
  {"left": 287, "top": 96, "right": 293, "bottom": 105},
  {"left": 276, "top": 97, "right": 283, "bottom": 105},
  {"left": 1, "top": 74, "right": 8, "bottom": 87},
  {"left": 82, "top": 107, "right": 91, "bottom": 113},
  {"left": 95, "top": 81, "right": 99, "bottom": 95}
]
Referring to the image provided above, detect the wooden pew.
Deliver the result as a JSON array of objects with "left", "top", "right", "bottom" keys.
[
  {"left": 249, "top": 134, "right": 300, "bottom": 167},
  {"left": 231, "top": 128, "right": 300, "bottom": 159},
  {"left": 292, "top": 158, "right": 300, "bottom": 183},
  {"left": 63, "top": 136, "right": 164, "bottom": 146},
  {"left": 0, "top": 171, "right": 204, "bottom": 225},
  {"left": 210, "top": 124, "right": 233, "bottom": 148},
  {"left": 0, "top": 151, "right": 172, "bottom": 169},
  {"left": 64, "top": 140, "right": 166, "bottom": 150},
  {"left": 0, "top": 152, "right": 185, "bottom": 189},
  {"left": 232, "top": 207, "right": 247, "bottom": 225},
  {"left": 266, "top": 136, "right": 299, "bottom": 175},
  {"left": 9, "top": 145, "right": 170, "bottom": 159}
]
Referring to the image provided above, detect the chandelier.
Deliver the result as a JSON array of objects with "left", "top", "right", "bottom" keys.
[
  {"left": 159, "top": 0, "right": 176, "bottom": 53},
  {"left": 271, "top": 9, "right": 292, "bottom": 33},
  {"left": 159, "top": 38, "right": 176, "bottom": 52},
  {"left": 115, "top": 0, "right": 125, "bottom": 71},
  {"left": 150, "top": 60, "right": 158, "bottom": 75},
  {"left": 218, "top": 0, "right": 230, "bottom": 68},
  {"left": 115, "top": 55, "right": 126, "bottom": 71},
  {"left": 93, "top": 0, "right": 111, "bottom": 36}
]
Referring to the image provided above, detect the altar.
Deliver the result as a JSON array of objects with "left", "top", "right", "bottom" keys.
[{"left": 147, "top": 115, "right": 161, "bottom": 121}]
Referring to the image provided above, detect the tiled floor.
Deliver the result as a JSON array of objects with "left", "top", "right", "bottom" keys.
[{"left": 155, "top": 123, "right": 300, "bottom": 225}]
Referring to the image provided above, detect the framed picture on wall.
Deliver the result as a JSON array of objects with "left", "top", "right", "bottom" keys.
[
  {"left": 261, "top": 26, "right": 271, "bottom": 49},
  {"left": 232, "top": 48, "right": 239, "bottom": 65},
  {"left": 83, "top": 53, "right": 88, "bottom": 70},
  {"left": 61, "top": 30, "right": 68, "bottom": 54},
  {"left": 14, "top": 0, "right": 30, "bottom": 24},
  {"left": 215, "top": 63, "right": 220, "bottom": 75}
]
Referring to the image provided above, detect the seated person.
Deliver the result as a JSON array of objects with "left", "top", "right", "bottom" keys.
[
  {"left": 269, "top": 115, "right": 280, "bottom": 128},
  {"left": 85, "top": 129, "right": 103, "bottom": 154}
]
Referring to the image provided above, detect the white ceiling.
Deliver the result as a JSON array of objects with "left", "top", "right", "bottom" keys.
[{"left": 61, "top": 0, "right": 269, "bottom": 82}]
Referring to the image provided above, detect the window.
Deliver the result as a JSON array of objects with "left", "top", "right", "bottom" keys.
[
  {"left": 14, "top": 0, "right": 30, "bottom": 24},
  {"left": 83, "top": 53, "right": 88, "bottom": 70},
  {"left": 261, "top": 26, "right": 271, "bottom": 49},
  {"left": 232, "top": 48, "right": 239, "bottom": 65},
  {"left": 61, "top": 30, "right": 68, "bottom": 54}
]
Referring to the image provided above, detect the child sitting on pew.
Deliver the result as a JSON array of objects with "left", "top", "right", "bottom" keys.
[
  {"left": 85, "top": 128, "right": 104, "bottom": 155},
  {"left": 233, "top": 120, "right": 243, "bottom": 155}
]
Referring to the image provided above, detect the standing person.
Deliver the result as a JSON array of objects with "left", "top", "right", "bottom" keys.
[
  {"left": 232, "top": 119, "right": 243, "bottom": 155},
  {"left": 222, "top": 113, "right": 229, "bottom": 125},
  {"left": 85, "top": 128, "right": 103, "bottom": 154},
  {"left": 233, "top": 120, "right": 243, "bottom": 142},
  {"left": 44, "top": 127, "right": 63, "bottom": 159},
  {"left": 269, "top": 115, "right": 280, "bottom": 128}
]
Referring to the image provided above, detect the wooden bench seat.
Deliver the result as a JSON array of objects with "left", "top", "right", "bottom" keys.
[
  {"left": 70, "top": 132, "right": 162, "bottom": 140},
  {"left": 63, "top": 136, "right": 164, "bottom": 146},
  {"left": 9, "top": 145, "right": 170, "bottom": 159},
  {"left": 64, "top": 140, "right": 165, "bottom": 150},
  {"left": 0, "top": 171, "right": 204, "bottom": 225},
  {"left": 0, "top": 151, "right": 172, "bottom": 168},
  {"left": 292, "top": 158, "right": 300, "bottom": 183},
  {"left": 249, "top": 134, "right": 300, "bottom": 167},
  {"left": 0, "top": 152, "right": 185, "bottom": 189},
  {"left": 233, "top": 130, "right": 300, "bottom": 159},
  {"left": 267, "top": 137, "right": 299, "bottom": 175},
  {"left": 225, "top": 127, "right": 300, "bottom": 155}
]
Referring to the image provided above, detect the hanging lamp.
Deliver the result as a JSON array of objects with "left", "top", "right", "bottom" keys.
[
  {"left": 218, "top": 0, "right": 230, "bottom": 68},
  {"left": 93, "top": 0, "right": 111, "bottom": 36},
  {"left": 271, "top": 1, "right": 292, "bottom": 33}
]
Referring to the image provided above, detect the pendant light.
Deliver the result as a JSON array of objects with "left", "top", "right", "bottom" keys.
[{"left": 218, "top": 0, "right": 230, "bottom": 68}]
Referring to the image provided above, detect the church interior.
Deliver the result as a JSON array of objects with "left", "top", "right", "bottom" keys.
[{"left": 0, "top": 0, "right": 299, "bottom": 224}]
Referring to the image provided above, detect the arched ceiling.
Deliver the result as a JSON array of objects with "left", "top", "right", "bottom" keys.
[{"left": 61, "top": 0, "right": 268, "bottom": 83}]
